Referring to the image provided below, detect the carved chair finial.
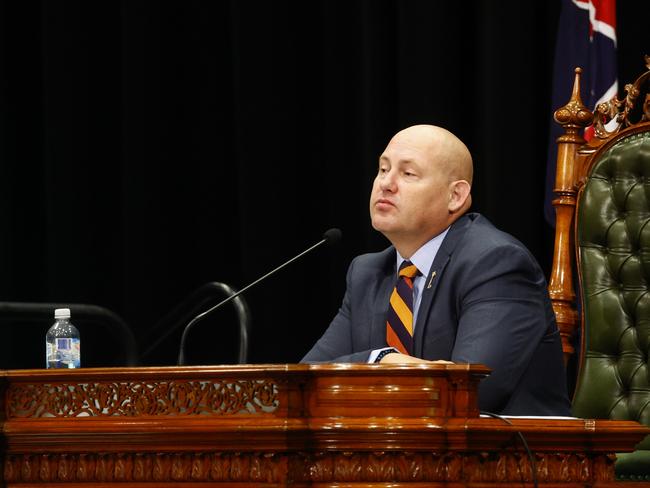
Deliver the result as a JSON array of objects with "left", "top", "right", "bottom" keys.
[{"left": 554, "top": 68, "right": 593, "bottom": 132}]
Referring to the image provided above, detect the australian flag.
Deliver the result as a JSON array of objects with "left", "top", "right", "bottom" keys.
[{"left": 544, "top": 0, "right": 617, "bottom": 225}]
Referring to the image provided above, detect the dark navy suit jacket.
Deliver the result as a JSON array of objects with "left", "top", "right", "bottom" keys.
[{"left": 302, "top": 213, "right": 571, "bottom": 416}]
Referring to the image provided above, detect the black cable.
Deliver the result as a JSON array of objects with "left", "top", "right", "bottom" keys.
[{"left": 480, "top": 411, "right": 538, "bottom": 488}]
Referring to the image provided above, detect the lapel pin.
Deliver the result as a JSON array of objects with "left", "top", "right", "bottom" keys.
[{"left": 427, "top": 271, "right": 437, "bottom": 289}]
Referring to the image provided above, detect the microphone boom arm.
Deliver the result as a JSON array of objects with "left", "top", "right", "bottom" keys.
[{"left": 177, "top": 235, "right": 332, "bottom": 365}]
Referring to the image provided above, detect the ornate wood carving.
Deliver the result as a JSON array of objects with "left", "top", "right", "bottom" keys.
[
  {"left": 4, "top": 452, "right": 285, "bottom": 483},
  {"left": 593, "top": 55, "right": 650, "bottom": 138},
  {"left": 3, "top": 451, "right": 618, "bottom": 484},
  {"left": 7, "top": 379, "right": 279, "bottom": 418}
]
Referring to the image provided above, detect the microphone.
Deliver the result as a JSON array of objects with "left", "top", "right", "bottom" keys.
[{"left": 177, "top": 228, "right": 342, "bottom": 365}]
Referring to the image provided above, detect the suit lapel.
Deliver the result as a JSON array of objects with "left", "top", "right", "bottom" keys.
[
  {"left": 369, "top": 250, "right": 397, "bottom": 349},
  {"left": 412, "top": 215, "right": 473, "bottom": 357}
]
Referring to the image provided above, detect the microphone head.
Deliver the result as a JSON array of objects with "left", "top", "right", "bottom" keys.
[{"left": 323, "top": 228, "right": 342, "bottom": 246}]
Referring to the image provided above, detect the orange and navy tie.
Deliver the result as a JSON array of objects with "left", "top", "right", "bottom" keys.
[{"left": 386, "top": 260, "right": 419, "bottom": 355}]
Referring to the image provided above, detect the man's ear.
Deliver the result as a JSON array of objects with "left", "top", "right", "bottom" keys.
[{"left": 448, "top": 180, "right": 471, "bottom": 213}]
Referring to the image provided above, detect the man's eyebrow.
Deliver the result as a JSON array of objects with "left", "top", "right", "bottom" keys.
[
  {"left": 379, "top": 155, "right": 414, "bottom": 162},
  {"left": 395, "top": 159, "right": 415, "bottom": 165},
  {"left": 378, "top": 156, "right": 417, "bottom": 168}
]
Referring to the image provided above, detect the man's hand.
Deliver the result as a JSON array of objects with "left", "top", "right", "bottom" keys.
[{"left": 379, "top": 352, "right": 454, "bottom": 364}]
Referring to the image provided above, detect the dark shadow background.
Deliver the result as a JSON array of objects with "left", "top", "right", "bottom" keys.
[{"left": 0, "top": 1, "right": 646, "bottom": 367}]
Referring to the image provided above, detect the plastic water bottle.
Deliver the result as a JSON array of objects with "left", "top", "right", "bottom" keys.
[{"left": 45, "top": 308, "right": 81, "bottom": 369}]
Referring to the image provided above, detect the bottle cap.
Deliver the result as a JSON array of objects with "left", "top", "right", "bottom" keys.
[{"left": 54, "top": 308, "right": 71, "bottom": 319}]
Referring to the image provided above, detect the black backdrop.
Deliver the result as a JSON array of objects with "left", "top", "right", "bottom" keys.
[{"left": 0, "top": 1, "right": 646, "bottom": 367}]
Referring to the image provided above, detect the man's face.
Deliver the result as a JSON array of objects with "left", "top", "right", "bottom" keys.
[{"left": 369, "top": 130, "right": 452, "bottom": 249}]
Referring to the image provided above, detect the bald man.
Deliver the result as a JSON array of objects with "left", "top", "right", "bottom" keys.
[{"left": 302, "top": 125, "right": 571, "bottom": 416}]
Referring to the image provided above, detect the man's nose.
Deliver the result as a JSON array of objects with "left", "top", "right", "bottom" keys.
[{"left": 379, "top": 171, "right": 397, "bottom": 192}]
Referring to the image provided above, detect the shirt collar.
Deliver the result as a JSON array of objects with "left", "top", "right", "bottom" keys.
[{"left": 396, "top": 227, "right": 450, "bottom": 276}]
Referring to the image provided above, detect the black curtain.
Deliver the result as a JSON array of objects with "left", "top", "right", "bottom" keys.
[{"left": 0, "top": 1, "right": 646, "bottom": 366}]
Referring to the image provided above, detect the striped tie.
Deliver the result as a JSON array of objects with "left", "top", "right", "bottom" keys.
[{"left": 386, "top": 260, "right": 419, "bottom": 355}]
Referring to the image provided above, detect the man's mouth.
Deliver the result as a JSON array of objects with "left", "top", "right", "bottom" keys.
[{"left": 375, "top": 198, "right": 396, "bottom": 209}]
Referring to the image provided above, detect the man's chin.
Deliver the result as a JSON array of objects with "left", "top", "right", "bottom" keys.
[{"left": 371, "top": 219, "right": 398, "bottom": 236}]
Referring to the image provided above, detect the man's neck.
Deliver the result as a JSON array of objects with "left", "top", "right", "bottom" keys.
[
  {"left": 390, "top": 212, "right": 466, "bottom": 257},
  {"left": 392, "top": 231, "right": 445, "bottom": 259}
]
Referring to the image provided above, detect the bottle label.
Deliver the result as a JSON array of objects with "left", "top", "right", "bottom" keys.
[{"left": 46, "top": 338, "right": 81, "bottom": 369}]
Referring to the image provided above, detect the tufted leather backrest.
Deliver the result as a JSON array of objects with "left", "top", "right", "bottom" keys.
[{"left": 572, "top": 130, "right": 650, "bottom": 447}]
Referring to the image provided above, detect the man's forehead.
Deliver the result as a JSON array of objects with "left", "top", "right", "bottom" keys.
[{"left": 381, "top": 135, "right": 438, "bottom": 163}]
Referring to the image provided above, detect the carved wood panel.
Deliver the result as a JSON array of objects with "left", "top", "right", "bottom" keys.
[
  {"left": 4, "top": 450, "right": 617, "bottom": 484},
  {"left": 4, "top": 452, "right": 285, "bottom": 483},
  {"left": 6, "top": 379, "right": 279, "bottom": 418}
]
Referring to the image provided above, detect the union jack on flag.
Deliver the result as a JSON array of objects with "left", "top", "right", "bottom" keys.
[{"left": 544, "top": 0, "right": 617, "bottom": 225}]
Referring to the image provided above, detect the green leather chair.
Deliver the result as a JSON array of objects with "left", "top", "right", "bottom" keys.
[
  {"left": 573, "top": 129, "right": 650, "bottom": 480},
  {"left": 551, "top": 60, "right": 650, "bottom": 481}
]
